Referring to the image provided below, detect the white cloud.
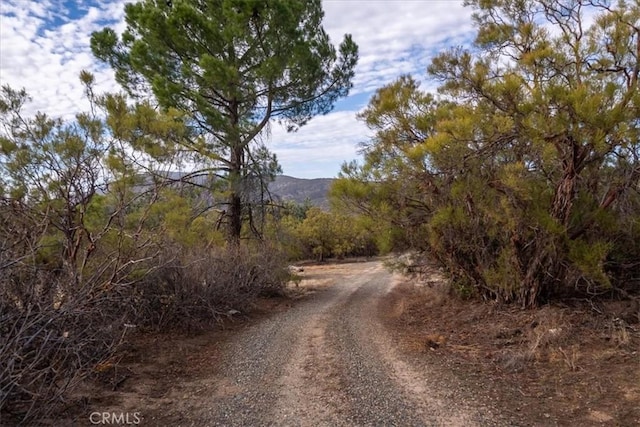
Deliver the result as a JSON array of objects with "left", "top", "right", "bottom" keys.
[
  {"left": 323, "top": 0, "right": 475, "bottom": 95},
  {"left": 0, "top": 0, "right": 476, "bottom": 177},
  {"left": 270, "top": 109, "right": 372, "bottom": 178},
  {"left": 0, "top": 0, "right": 126, "bottom": 118}
]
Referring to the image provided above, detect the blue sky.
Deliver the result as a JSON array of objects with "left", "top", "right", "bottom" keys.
[{"left": 0, "top": 0, "right": 475, "bottom": 178}]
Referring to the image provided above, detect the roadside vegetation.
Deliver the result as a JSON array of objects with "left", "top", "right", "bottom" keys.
[
  {"left": 333, "top": 0, "right": 640, "bottom": 308},
  {"left": 1, "top": 0, "right": 359, "bottom": 423},
  {"left": 335, "top": 2, "right": 640, "bottom": 421}
]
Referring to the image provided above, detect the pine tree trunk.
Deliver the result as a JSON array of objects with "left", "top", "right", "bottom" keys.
[
  {"left": 228, "top": 191, "right": 242, "bottom": 243},
  {"left": 227, "top": 145, "right": 243, "bottom": 243}
]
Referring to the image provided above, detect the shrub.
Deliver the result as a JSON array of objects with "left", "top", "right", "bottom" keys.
[{"left": 130, "top": 243, "right": 290, "bottom": 330}]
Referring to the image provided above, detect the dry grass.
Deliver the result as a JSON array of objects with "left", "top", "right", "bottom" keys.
[{"left": 379, "top": 272, "right": 640, "bottom": 425}]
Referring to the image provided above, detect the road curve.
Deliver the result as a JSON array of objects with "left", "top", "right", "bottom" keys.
[{"left": 160, "top": 261, "right": 509, "bottom": 426}]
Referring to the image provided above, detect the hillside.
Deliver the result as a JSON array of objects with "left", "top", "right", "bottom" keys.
[{"left": 270, "top": 175, "right": 334, "bottom": 208}]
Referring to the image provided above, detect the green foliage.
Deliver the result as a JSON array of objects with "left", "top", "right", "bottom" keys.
[
  {"left": 1, "top": 72, "right": 292, "bottom": 423},
  {"left": 91, "top": 0, "right": 358, "bottom": 241},
  {"left": 145, "top": 188, "right": 224, "bottom": 247},
  {"left": 567, "top": 239, "right": 612, "bottom": 288},
  {"left": 331, "top": 76, "right": 442, "bottom": 253},
  {"left": 338, "top": 0, "right": 640, "bottom": 307},
  {"left": 264, "top": 200, "right": 378, "bottom": 261},
  {"left": 294, "top": 207, "right": 377, "bottom": 261}
]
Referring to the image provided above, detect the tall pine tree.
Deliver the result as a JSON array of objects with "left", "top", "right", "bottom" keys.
[{"left": 91, "top": 0, "right": 358, "bottom": 242}]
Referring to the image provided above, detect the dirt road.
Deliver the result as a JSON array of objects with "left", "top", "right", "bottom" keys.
[{"left": 141, "top": 261, "right": 514, "bottom": 426}]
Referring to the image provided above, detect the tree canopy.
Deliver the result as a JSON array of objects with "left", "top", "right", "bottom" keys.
[{"left": 91, "top": 0, "right": 358, "bottom": 241}]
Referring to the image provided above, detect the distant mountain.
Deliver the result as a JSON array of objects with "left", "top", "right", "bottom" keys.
[
  {"left": 270, "top": 175, "right": 334, "bottom": 209},
  {"left": 132, "top": 172, "right": 334, "bottom": 209}
]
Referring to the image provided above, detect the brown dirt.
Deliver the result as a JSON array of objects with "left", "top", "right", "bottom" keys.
[
  {"left": 379, "top": 264, "right": 640, "bottom": 426},
  {"left": 51, "top": 295, "right": 293, "bottom": 426}
]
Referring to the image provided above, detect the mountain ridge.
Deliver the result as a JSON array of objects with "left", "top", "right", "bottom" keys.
[
  {"left": 270, "top": 175, "right": 334, "bottom": 209},
  {"left": 140, "top": 172, "right": 334, "bottom": 209}
]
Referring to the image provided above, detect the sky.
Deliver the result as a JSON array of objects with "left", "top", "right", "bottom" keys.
[{"left": 0, "top": 0, "right": 476, "bottom": 178}]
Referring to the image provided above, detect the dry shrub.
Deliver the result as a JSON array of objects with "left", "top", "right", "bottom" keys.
[
  {"left": 605, "top": 318, "right": 633, "bottom": 348},
  {"left": 0, "top": 242, "right": 289, "bottom": 423},
  {"left": 0, "top": 201, "right": 132, "bottom": 424},
  {"left": 0, "top": 197, "right": 289, "bottom": 424},
  {"left": 0, "top": 266, "right": 128, "bottom": 424},
  {"left": 551, "top": 345, "right": 580, "bottom": 371},
  {"left": 131, "top": 243, "right": 289, "bottom": 330}
]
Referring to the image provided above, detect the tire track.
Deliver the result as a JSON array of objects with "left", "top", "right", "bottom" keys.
[{"left": 165, "top": 261, "right": 505, "bottom": 426}]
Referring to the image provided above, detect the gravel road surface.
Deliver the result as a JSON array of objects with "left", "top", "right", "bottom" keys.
[{"left": 157, "top": 261, "right": 512, "bottom": 426}]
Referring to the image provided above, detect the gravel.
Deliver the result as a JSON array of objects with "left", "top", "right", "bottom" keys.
[{"left": 162, "top": 261, "right": 516, "bottom": 426}]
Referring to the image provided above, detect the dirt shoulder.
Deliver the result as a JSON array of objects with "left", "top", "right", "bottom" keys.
[
  {"left": 51, "top": 293, "right": 294, "bottom": 426},
  {"left": 379, "top": 264, "right": 640, "bottom": 426}
]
